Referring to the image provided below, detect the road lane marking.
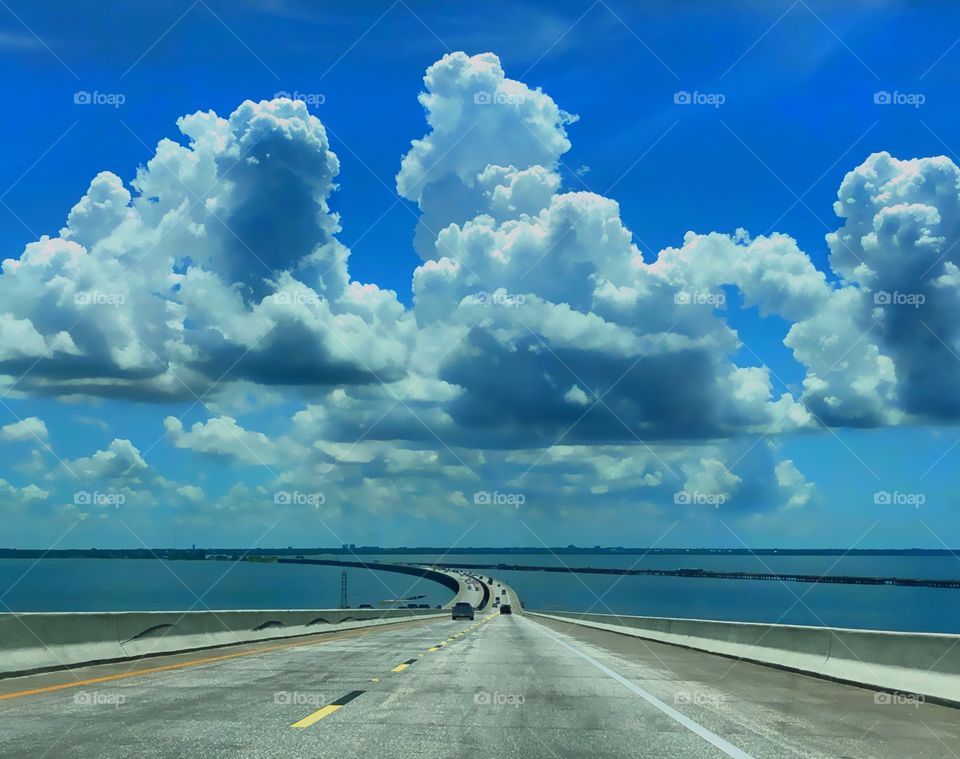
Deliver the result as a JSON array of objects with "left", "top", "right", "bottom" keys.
[
  {"left": 291, "top": 690, "right": 364, "bottom": 729},
  {"left": 292, "top": 704, "right": 341, "bottom": 727},
  {"left": 0, "top": 619, "right": 440, "bottom": 703},
  {"left": 527, "top": 619, "right": 756, "bottom": 759},
  {"left": 391, "top": 658, "right": 418, "bottom": 673}
]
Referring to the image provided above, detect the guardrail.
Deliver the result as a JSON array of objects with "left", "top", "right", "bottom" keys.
[
  {"left": 528, "top": 610, "right": 960, "bottom": 707},
  {"left": 0, "top": 607, "right": 444, "bottom": 679}
]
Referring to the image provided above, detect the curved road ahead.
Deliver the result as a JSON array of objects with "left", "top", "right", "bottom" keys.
[{"left": 1, "top": 598, "right": 958, "bottom": 758}]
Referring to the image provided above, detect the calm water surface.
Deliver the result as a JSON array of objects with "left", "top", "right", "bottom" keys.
[
  {"left": 3, "top": 554, "right": 960, "bottom": 633},
  {"left": 360, "top": 553, "right": 960, "bottom": 633},
  {"left": 0, "top": 559, "right": 450, "bottom": 612}
]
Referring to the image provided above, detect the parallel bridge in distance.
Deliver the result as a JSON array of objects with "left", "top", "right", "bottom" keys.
[{"left": 420, "top": 562, "right": 960, "bottom": 589}]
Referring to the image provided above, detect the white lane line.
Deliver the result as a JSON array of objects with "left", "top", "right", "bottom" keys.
[{"left": 526, "top": 618, "right": 755, "bottom": 759}]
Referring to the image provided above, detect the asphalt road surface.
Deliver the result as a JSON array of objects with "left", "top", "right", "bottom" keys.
[{"left": 0, "top": 609, "right": 957, "bottom": 758}]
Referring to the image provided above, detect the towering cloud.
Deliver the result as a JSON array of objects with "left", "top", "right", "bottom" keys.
[
  {"left": 397, "top": 51, "right": 575, "bottom": 260},
  {"left": 1, "top": 99, "right": 410, "bottom": 400},
  {"left": 8, "top": 51, "right": 959, "bottom": 527}
]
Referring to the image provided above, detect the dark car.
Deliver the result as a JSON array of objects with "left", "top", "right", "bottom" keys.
[
  {"left": 500, "top": 604, "right": 512, "bottom": 615},
  {"left": 452, "top": 602, "right": 475, "bottom": 620}
]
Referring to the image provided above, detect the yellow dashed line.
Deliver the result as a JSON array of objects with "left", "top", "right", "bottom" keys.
[
  {"left": 291, "top": 690, "right": 365, "bottom": 729},
  {"left": 0, "top": 620, "right": 436, "bottom": 703},
  {"left": 291, "top": 704, "right": 341, "bottom": 729},
  {"left": 295, "top": 609, "right": 500, "bottom": 731}
]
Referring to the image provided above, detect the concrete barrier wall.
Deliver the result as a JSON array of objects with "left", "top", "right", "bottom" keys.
[
  {"left": 0, "top": 608, "right": 443, "bottom": 679},
  {"left": 528, "top": 610, "right": 960, "bottom": 706}
]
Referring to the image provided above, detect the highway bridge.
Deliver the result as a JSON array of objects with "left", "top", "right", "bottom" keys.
[
  {"left": 0, "top": 567, "right": 958, "bottom": 758},
  {"left": 426, "top": 560, "right": 960, "bottom": 589}
]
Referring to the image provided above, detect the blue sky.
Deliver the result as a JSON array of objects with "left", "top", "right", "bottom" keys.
[{"left": 2, "top": 0, "right": 960, "bottom": 550}]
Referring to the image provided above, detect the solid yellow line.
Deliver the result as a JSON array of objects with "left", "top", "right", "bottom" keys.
[
  {"left": 0, "top": 618, "right": 437, "bottom": 702},
  {"left": 291, "top": 703, "right": 341, "bottom": 729},
  {"left": 391, "top": 663, "right": 410, "bottom": 672},
  {"left": 427, "top": 646, "right": 439, "bottom": 652}
]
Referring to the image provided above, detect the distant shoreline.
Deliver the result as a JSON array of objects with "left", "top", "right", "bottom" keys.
[{"left": 0, "top": 547, "right": 958, "bottom": 559}]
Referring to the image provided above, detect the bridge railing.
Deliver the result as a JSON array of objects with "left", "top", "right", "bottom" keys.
[
  {"left": 0, "top": 607, "right": 444, "bottom": 679},
  {"left": 528, "top": 610, "right": 960, "bottom": 707}
]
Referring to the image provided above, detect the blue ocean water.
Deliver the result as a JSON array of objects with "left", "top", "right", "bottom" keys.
[
  {"left": 0, "top": 559, "right": 450, "bottom": 612},
  {"left": 374, "top": 552, "right": 960, "bottom": 633},
  {"left": 2, "top": 553, "right": 959, "bottom": 633}
]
